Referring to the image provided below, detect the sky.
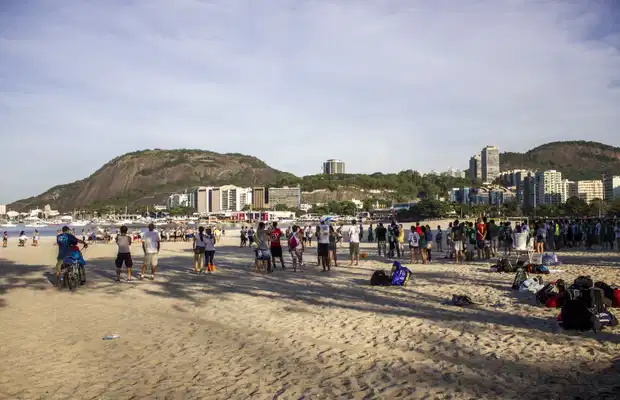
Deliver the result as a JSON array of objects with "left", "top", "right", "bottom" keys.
[{"left": 1, "top": 0, "right": 620, "bottom": 204}]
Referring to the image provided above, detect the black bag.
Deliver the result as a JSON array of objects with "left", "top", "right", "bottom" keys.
[
  {"left": 595, "top": 281, "right": 615, "bottom": 304},
  {"left": 560, "top": 287, "right": 608, "bottom": 332},
  {"left": 370, "top": 270, "right": 392, "bottom": 286},
  {"left": 573, "top": 276, "right": 594, "bottom": 290},
  {"left": 497, "top": 258, "right": 514, "bottom": 273},
  {"left": 512, "top": 268, "right": 528, "bottom": 290},
  {"left": 536, "top": 280, "right": 565, "bottom": 305}
]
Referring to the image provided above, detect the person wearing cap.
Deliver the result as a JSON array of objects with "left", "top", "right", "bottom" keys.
[
  {"left": 141, "top": 223, "right": 161, "bottom": 280},
  {"left": 55, "top": 226, "right": 88, "bottom": 287}
]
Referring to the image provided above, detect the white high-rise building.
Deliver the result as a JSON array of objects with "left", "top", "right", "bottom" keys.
[
  {"left": 481, "top": 146, "right": 500, "bottom": 183},
  {"left": 0, "top": 204, "right": 6, "bottom": 216},
  {"left": 576, "top": 180, "right": 604, "bottom": 204},
  {"left": 218, "top": 185, "right": 252, "bottom": 212},
  {"left": 534, "top": 170, "right": 563, "bottom": 205},
  {"left": 603, "top": 176, "right": 620, "bottom": 201},
  {"left": 560, "top": 179, "right": 577, "bottom": 203}
]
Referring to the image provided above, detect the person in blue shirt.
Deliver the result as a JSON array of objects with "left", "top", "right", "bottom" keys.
[{"left": 55, "top": 226, "right": 87, "bottom": 286}]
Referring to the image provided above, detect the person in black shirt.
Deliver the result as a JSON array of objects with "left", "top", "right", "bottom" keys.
[{"left": 375, "top": 223, "right": 387, "bottom": 257}]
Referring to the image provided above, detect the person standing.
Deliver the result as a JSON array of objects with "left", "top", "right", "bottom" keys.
[
  {"left": 317, "top": 218, "right": 331, "bottom": 271},
  {"left": 451, "top": 220, "right": 465, "bottom": 264},
  {"left": 115, "top": 225, "right": 133, "bottom": 281},
  {"left": 141, "top": 223, "right": 161, "bottom": 280},
  {"left": 204, "top": 227, "right": 216, "bottom": 272},
  {"left": 408, "top": 226, "right": 420, "bottom": 264},
  {"left": 193, "top": 226, "right": 207, "bottom": 274},
  {"left": 32, "top": 230, "right": 40, "bottom": 247},
  {"left": 376, "top": 223, "right": 387, "bottom": 257},
  {"left": 2, "top": 231, "right": 7, "bottom": 248},
  {"left": 268, "top": 222, "right": 285, "bottom": 270},
  {"left": 435, "top": 225, "right": 443, "bottom": 253},
  {"left": 288, "top": 225, "right": 304, "bottom": 271},
  {"left": 329, "top": 224, "right": 338, "bottom": 267},
  {"left": 348, "top": 220, "right": 361, "bottom": 266},
  {"left": 367, "top": 225, "right": 374, "bottom": 242}
]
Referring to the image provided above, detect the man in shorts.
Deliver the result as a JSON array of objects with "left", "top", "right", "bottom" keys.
[
  {"left": 268, "top": 222, "right": 285, "bottom": 270},
  {"left": 141, "top": 223, "right": 160, "bottom": 280},
  {"left": 348, "top": 220, "right": 361, "bottom": 266},
  {"left": 55, "top": 226, "right": 88, "bottom": 287},
  {"left": 317, "top": 218, "right": 331, "bottom": 271},
  {"left": 115, "top": 225, "right": 133, "bottom": 282}
]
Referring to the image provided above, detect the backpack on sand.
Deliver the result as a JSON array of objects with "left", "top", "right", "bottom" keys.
[
  {"left": 512, "top": 268, "right": 529, "bottom": 290},
  {"left": 560, "top": 287, "right": 617, "bottom": 332},
  {"left": 497, "top": 258, "right": 514, "bottom": 273},
  {"left": 370, "top": 270, "right": 392, "bottom": 286},
  {"left": 390, "top": 261, "right": 411, "bottom": 286},
  {"left": 536, "top": 279, "right": 565, "bottom": 305}
]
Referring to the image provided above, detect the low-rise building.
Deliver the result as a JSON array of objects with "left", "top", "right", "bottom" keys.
[
  {"left": 576, "top": 180, "right": 604, "bottom": 204},
  {"left": 268, "top": 187, "right": 301, "bottom": 209},
  {"left": 0, "top": 204, "right": 6, "bottom": 216}
]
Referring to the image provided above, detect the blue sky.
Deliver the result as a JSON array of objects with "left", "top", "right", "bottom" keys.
[{"left": 1, "top": 0, "right": 620, "bottom": 204}]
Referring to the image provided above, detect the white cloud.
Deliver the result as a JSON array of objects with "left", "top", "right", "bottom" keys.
[{"left": 1, "top": 0, "right": 619, "bottom": 202}]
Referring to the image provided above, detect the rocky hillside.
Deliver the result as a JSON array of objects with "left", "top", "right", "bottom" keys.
[
  {"left": 9, "top": 149, "right": 294, "bottom": 212},
  {"left": 500, "top": 141, "right": 620, "bottom": 181}
]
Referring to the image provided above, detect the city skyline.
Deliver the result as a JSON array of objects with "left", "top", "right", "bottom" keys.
[{"left": 1, "top": 1, "right": 619, "bottom": 203}]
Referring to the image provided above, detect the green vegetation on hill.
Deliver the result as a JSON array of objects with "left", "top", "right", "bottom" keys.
[
  {"left": 500, "top": 141, "right": 620, "bottom": 181},
  {"left": 277, "top": 171, "right": 472, "bottom": 202}
]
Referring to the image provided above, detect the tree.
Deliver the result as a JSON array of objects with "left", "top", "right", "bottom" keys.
[
  {"left": 242, "top": 204, "right": 252, "bottom": 211},
  {"left": 274, "top": 204, "right": 289, "bottom": 211},
  {"left": 564, "top": 196, "right": 588, "bottom": 216},
  {"left": 339, "top": 201, "right": 358, "bottom": 216},
  {"left": 588, "top": 198, "right": 608, "bottom": 217},
  {"left": 609, "top": 198, "right": 620, "bottom": 216}
]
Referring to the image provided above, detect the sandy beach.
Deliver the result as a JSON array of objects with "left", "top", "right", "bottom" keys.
[{"left": 2, "top": 235, "right": 620, "bottom": 400}]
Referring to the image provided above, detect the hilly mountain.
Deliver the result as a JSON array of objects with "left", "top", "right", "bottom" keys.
[
  {"left": 500, "top": 141, "right": 620, "bottom": 181},
  {"left": 9, "top": 149, "right": 295, "bottom": 212}
]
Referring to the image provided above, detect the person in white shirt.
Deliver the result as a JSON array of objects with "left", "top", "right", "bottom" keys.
[
  {"left": 408, "top": 226, "right": 421, "bottom": 264},
  {"left": 318, "top": 218, "right": 331, "bottom": 271},
  {"left": 141, "top": 223, "right": 161, "bottom": 280},
  {"left": 348, "top": 220, "right": 361, "bottom": 266}
]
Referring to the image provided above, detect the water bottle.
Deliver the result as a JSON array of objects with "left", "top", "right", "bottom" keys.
[{"left": 103, "top": 334, "right": 120, "bottom": 340}]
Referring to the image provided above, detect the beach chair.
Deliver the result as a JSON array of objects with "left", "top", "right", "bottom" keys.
[{"left": 513, "top": 232, "right": 534, "bottom": 264}]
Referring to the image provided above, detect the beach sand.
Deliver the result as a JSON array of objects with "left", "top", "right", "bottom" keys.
[{"left": 1, "top": 235, "right": 620, "bottom": 399}]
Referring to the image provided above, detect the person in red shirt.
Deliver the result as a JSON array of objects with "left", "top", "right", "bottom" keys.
[
  {"left": 268, "top": 222, "right": 285, "bottom": 270},
  {"left": 415, "top": 222, "right": 422, "bottom": 235},
  {"left": 476, "top": 217, "right": 487, "bottom": 260}
]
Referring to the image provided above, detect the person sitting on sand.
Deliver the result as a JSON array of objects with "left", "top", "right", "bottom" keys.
[{"left": 115, "top": 225, "right": 133, "bottom": 282}]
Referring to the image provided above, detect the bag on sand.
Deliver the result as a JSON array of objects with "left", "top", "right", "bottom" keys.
[
  {"left": 390, "top": 261, "right": 411, "bottom": 286},
  {"left": 512, "top": 268, "right": 529, "bottom": 290},
  {"left": 536, "top": 279, "right": 566, "bottom": 306},
  {"left": 497, "top": 258, "right": 514, "bottom": 273},
  {"left": 560, "top": 287, "right": 617, "bottom": 332},
  {"left": 370, "top": 270, "right": 392, "bottom": 286}
]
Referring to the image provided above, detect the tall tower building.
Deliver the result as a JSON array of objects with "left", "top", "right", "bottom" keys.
[
  {"left": 481, "top": 146, "right": 500, "bottom": 183},
  {"left": 468, "top": 154, "right": 481, "bottom": 181},
  {"left": 322, "top": 159, "right": 345, "bottom": 175}
]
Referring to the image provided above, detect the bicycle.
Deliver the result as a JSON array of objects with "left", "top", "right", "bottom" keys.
[{"left": 60, "top": 246, "right": 87, "bottom": 291}]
